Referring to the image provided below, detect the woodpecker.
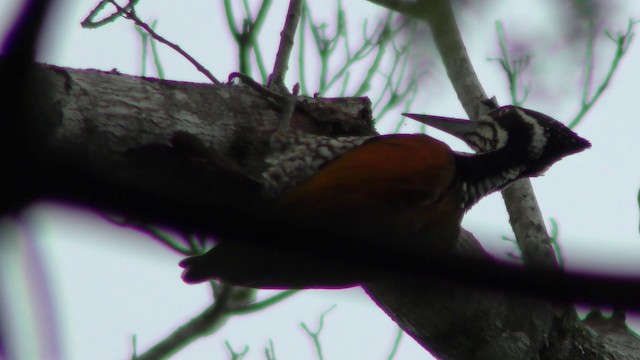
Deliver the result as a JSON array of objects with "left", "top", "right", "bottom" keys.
[{"left": 180, "top": 105, "right": 590, "bottom": 288}]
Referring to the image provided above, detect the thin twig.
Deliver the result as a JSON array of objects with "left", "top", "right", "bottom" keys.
[
  {"left": 225, "top": 341, "right": 250, "bottom": 360},
  {"left": 242, "top": 0, "right": 252, "bottom": 20},
  {"left": 223, "top": 0, "right": 241, "bottom": 40},
  {"left": 108, "top": 0, "right": 220, "bottom": 84},
  {"left": 227, "top": 290, "right": 299, "bottom": 315},
  {"left": 134, "top": 25, "right": 149, "bottom": 76},
  {"left": 134, "top": 19, "right": 164, "bottom": 79},
  {"left": 252, "top": 41, "right": 269, "bottom": 83},
  {"left": 147, "top": 20, "right": 165, "bottom": 79},
  {"left": 186, "top": 233, "right": 206, "bottom": 255},
  {"left": 387, "top": 327, "right": 403, "bottom": 360},
  {"left": 548, "top": 218, "right": 563, "bottom": 268},
  {"left": 297, "top": 7, "right": 309, "bottom": 94},
  {"left": 131, "top": 334, "right": 138, "bottom": 360},
  {"left": 304, "top": 1, "right": 345, "bottom": 93},
  {"left": 354, "top": 12, "right": 395, "bottom": 96},
  {"left": 269, "top": 0, "right": 304, "bottom": 90},
  {"left": 374, "top": 34, "right": 423, "bottom": 121},
  {"left": 569, "top": 18, "right": 639, "bottom": 129},
  {"left": 250, "top": 0, "right": 274, "bottom": 83},
  {"left": 320, "top": 14, "right": 409, "bottom": 96},
  {"left": 265, "top": 339, "right": 276, "bottom": 360},
  {"left": 368, "top": 0, "right": 489, "bottom": 117},
  {"left": 133, "top": 20, "right": 164, "bottom": 79},
  {"left": 135, "top": 285, "right": 233, "bottom": 360},
  {"left": 81, "top": 0, "right": 140, "bottom": 28},
  {"left": 258, "top": 0, "right": 303, "bottom": 134},
  {"left": 104, "top": 215, "right": 195, "bottom": 255},
  {"left": 300, "top": 305, "right": 336, "bottom": 360},
  {"left": 224, "top": 0, "right": 273, "bottom": 78},
  {"left": 487, "top": 21, "right": 531, "bottom": 106},
  {"left": 581, "top": 22, "right": 596, "bottom": 109}
]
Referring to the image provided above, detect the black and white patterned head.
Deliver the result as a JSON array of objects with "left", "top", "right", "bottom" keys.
[
  {"left": 403, "top": 106, "right": 591, "bottom": 209},
  {"left": 403, "top": 105, "right": 591, "bottom": 177},
  {"left": 478, "top": 106, "right": 591, "bottom": 176}
]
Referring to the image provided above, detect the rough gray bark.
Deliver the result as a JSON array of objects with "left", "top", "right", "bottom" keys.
[
  {"left": 10, "top": 63, "right": 640, "bottom": 360},
  {"left": 365, "top": 232, "right": 638, "bottom": 360}
]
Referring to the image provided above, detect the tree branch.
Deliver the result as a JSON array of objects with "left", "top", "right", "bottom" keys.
[
  {"left": 135, "top": 285, "right": 232, "bottom": 360},
  {"left": 106, "top": 0, "right": 221, "bottom": 84},
  {"left": 368, "top": 0, "right": 558, "bottom": 268},
  {"left": 4, "top": 59, "right": 640, "bottom": 359},
  {"left": 8, "top": 2, "right": 638, "bottom": 359},
  {"left": 269, "top": 0, "right": 303, "bottom": 90}
]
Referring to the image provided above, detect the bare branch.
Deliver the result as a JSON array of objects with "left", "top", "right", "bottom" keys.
[
  {"left": 224, "top": 0, "right": 273, "bottom": 79},
  {"left": 570, "top": 18, "right": 639, "bottom": 129},
  {"left": 225, "top": 341, "right": 250, "bottom": 360},
  {"left": 265, "top": 339, "right": 277, "bottom": 360},
  {"left": 81, "top": 0, "right": 140, "bottom": 28},
  {"left": 301, "top": 305, "right": 336, "bottom": 360},
  {"left": 251, "top": 0, "right": 274, "bottom": 82},
  {"left": 386, "top": 327, "right": 403, "bottom": 360},
  {"left": 487, "top": 21, "right": 531, "bottom": 106},
  {"left": 135, "top": 285, "right": 232, "bottom": 360},
  {"left": 104, "top": 216, "right": 196, "bottom": 255},
  {"left": 223, "top": 0, "right": 241, "bottom": 40},
  {"left": 227, "top": 290, "right": 299, "bottom": 315},
  {"left": 269, "top": 0, "right": 304, "bottom": 90},
  {"left": 108, "top": 0, "right": 221, "bottom": 84}
]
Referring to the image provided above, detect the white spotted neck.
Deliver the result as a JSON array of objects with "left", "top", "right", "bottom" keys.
[{"left": 459, "top": 165, "right": 525, "bottom": 210}]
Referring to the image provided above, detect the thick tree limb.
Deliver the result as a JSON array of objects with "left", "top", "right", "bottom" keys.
[{"left": 3, "top": 62, "right": 639, "bottom": 359}]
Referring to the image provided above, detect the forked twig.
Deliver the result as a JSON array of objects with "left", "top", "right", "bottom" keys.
[{"left": 106, "top": 0, "right": 221, "bottom": 84}]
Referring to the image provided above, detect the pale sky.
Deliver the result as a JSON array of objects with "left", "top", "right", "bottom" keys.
[{"left": 1, "top": 1, "right": 639, "bottom": 359}]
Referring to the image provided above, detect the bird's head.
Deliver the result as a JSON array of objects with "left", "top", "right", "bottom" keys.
[{"left": 403, "top": 105, "right": 591, "bottom": 177}]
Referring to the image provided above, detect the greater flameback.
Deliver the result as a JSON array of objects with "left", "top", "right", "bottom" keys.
[{"left": 180, "top": 105, "right": 591, "bottom": 288}]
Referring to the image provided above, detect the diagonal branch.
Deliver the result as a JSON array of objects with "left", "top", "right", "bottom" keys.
[
  {"left": 106, "top": 0, "right": 221, "bottom": 84},
  {"left": 368, "top": 0, "right": 558, "bottom": 269},
  {"left": 269, "top": 0, "right": 304, "bottom": 91},
  {"left": 135, "top": 285, "right": 232, "bottom": 360}
]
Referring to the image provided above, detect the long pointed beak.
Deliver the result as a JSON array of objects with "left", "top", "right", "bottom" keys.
[{"left": 402, "top": 113, "right": 482, "bottom": 141}]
